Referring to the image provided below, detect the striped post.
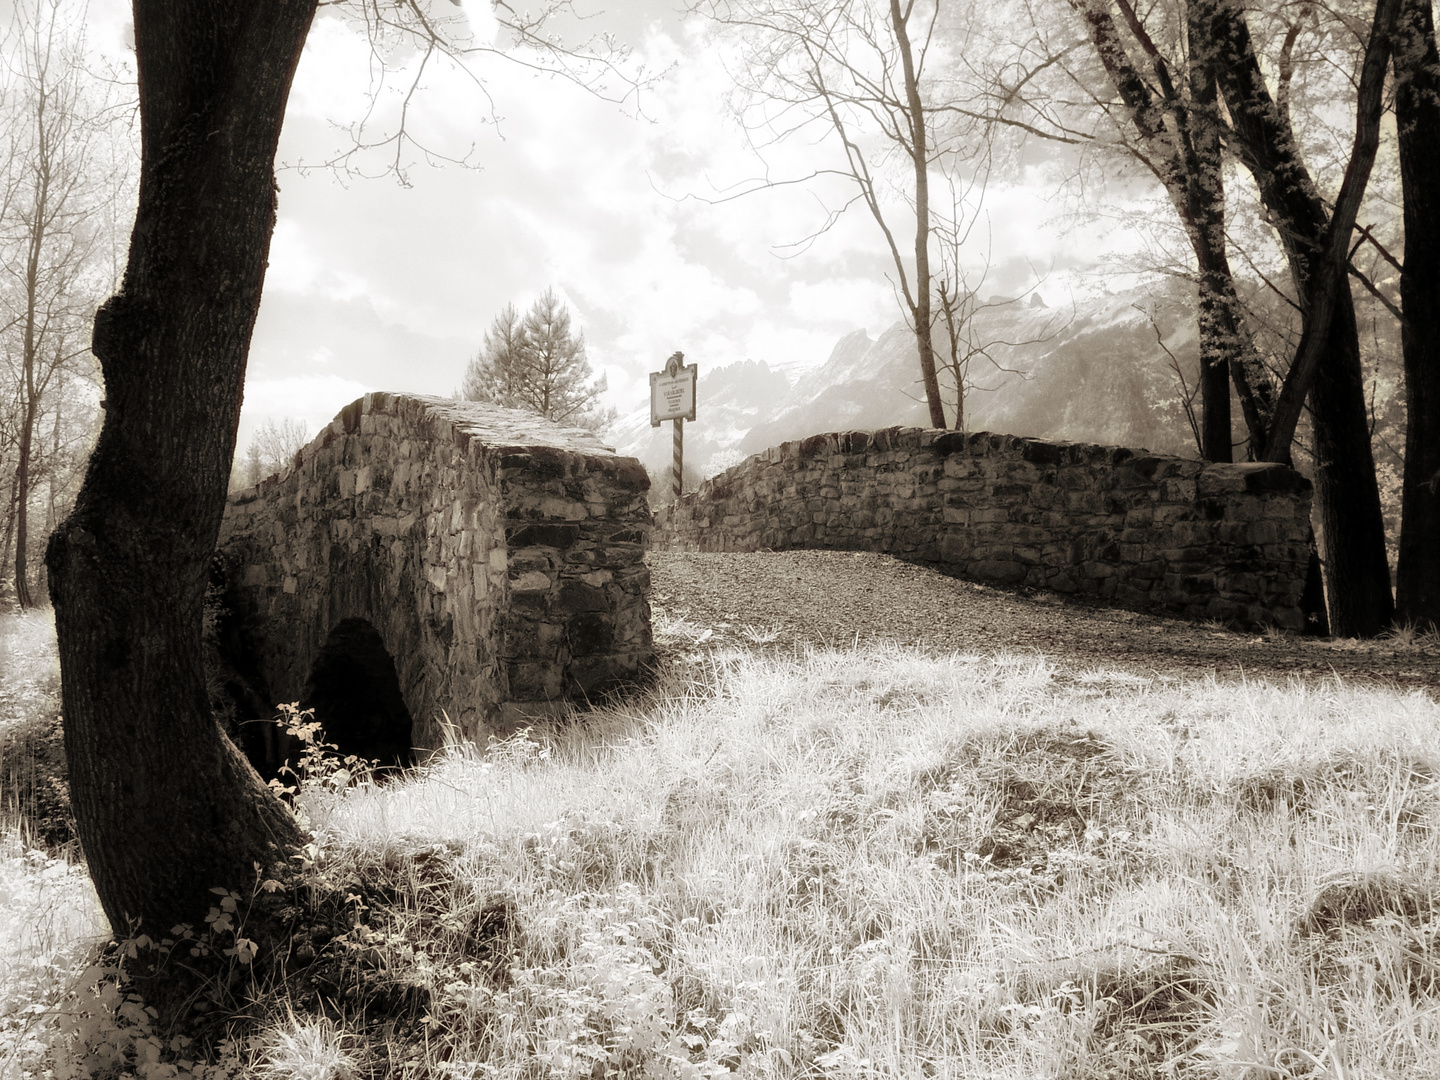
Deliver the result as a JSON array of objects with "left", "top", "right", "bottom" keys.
[{"left": 673, "top": 417, "right": 684, "bottom": 499}]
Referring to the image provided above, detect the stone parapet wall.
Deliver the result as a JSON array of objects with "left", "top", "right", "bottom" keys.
[
  {"left": 654, "top": 427, "right": 1313, "bottom": 630},
  {"left": 219, "top": 393, "right": 653, "bottom": 750}
]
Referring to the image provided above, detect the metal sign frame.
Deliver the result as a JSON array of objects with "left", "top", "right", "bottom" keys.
[{"left": 650, "top": 351, "right": 698, "bottom": 427}]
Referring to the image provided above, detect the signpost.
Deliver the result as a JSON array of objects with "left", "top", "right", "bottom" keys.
[{"left": 650, "top": 350, "right": 698, "bottom": 499}]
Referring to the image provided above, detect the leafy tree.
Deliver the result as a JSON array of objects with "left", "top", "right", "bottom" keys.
[
  {"left": 997, "top": 0, "right": 1399, "bottom": 634},
  {"left": 1196, "top": 0, "right": 1398, "bottom": 637},
  {"left": 462, "top": 288, "right": 614, "bottom": 431},
  {"left": 1053, "top": 0, "right": 1267, "bottom": 462}
]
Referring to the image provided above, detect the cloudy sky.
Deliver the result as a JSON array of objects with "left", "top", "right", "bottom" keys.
[{"left": 91, "top": 0, "right": 1119, "bottom": 451}]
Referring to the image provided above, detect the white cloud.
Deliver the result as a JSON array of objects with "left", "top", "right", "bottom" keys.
[
  {"left": 234, "top": 6, "right": 1107, "bottom": 453},
  {"left": 239, "top": 373, "right": 373, "bottom": 451}
]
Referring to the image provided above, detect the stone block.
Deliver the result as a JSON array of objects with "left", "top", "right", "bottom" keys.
[
  {"left": 508, "top": 661, "right": 564, "bottom": 700},
  {"left": 1247, "top": 520, "right": 1281, "bottom": 545},
  {"left": 559, "top": 579, "right": 610, "bottom": 612},
  {"left": 972, "top": 558, "right": 1027, "bottom": 584}
]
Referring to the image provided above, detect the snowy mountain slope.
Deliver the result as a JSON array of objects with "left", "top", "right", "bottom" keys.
[{"left": 610, "top": 282, "right": 1200, "bottom": 483}]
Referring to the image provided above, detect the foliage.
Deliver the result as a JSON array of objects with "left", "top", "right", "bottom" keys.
[
  {"left": 462, "top": 289, "right": 615, "bottom": 432},
  {"left": 0, "top": 608, "right": 71, "bottom": 849}
]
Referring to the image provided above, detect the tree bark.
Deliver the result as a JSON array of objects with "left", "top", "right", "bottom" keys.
[
  {"left": 1394, "top": 0, "right": 1440, "bottom": 628},
  {"left": 891, "top": 0, "right": 946, "bottom": 429},
  {"left": 1073, "top": 0, "right": 1274, "bottom": 460},
  {"left": 44, "top": 0, "right": 314, "bottom": 954},
  {"left": 1, "top": 476, "right": 16, "bottom": 596},
  {"left": 13, "top": 74, "right": 50, "bottom": 612},
  {"left": 13, "top": 391, "right": 35, "bottom": 608},
  {"left": 1203, "top": 0, "right": 1396, "bottom": 636},
  {"left": 1185, "top": 44, "right": 1234, "bottom": 462}
]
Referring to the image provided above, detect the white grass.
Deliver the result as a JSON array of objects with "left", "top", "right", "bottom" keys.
[
  {"left": 0, "top": 610, "right": 60, "bottom": 738},
  {"left": 0, "top": 829, "right": 107, "bottom": 1076},
  {"left": 256, "top": 1014, "right": 360, "bottom": 1080},
  {"left": 295, "top": 646, "right": 1440, "bottom": 1078},
  {"left": 6, "top": 634, "right": 1440, "bottom": 1076}
]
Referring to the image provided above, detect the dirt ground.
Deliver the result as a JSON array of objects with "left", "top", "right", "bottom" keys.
[{"left": 646, "top": 550, "right": 1440, "bottom": 693}]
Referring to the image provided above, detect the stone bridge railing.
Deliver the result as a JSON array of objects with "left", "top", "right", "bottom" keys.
[
  {"left": 218, "top": 393, "right": 653, "bottom": 754},
  {"left": 654, "top": 427, "right": 1315, "bottom": 631}
]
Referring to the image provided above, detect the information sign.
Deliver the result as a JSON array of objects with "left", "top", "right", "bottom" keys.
[{"left": 650, "top": 351, "right": 698, "bottom": 426}]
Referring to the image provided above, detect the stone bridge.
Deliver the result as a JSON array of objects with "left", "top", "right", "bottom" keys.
[
  {"left": 655, "top": 427, "right": 1318, "bottom": 631},
  {"left": 215, "top": 393, "right": 654, "bottom": 767}
]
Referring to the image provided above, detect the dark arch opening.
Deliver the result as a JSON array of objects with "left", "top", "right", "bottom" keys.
[{"left": 301, "top": 618, "right": 416, "bottom": 773}]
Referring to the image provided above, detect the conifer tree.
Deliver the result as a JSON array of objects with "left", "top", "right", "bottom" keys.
[{"left": 463, "top": 288, "right": 613, "bottom": 431}]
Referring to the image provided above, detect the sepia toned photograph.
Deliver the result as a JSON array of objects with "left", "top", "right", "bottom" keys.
[{"left": 2, "top": 0, "right": 1440, "bottom": 1074}]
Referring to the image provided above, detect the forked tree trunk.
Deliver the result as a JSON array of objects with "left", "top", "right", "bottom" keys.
[
  {"left": 45, "top": 1, "right": 314, "bottom": 949},
  {"left": 1395, "top": 0, "right": 1440, "bottom": 628},
  {"left": 1204, "top": 0, "right": 1395, "bottom": 636},
  {"left": 1074, "top": 0, "right": 1269, "bottom": 461}
]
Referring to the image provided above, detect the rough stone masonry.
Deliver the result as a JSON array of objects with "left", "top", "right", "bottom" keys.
[
  {"left": 654, "top": 428, "right": 1314, "bottom": 631},
  {"left": 218, "top": 393, "right": 654, "bottom": 751}
]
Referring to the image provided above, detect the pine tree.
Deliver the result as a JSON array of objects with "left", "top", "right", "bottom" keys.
[{"left": 462, "top": 289, "right": 614, "bottom": 431}]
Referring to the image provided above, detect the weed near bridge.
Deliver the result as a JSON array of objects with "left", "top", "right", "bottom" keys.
[{"left": 4, "top": 616, "right": 1440, "bottom": 1077}]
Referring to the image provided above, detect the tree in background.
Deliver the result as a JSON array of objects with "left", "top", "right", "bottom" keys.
[
  {"left": 1049, "top": 0, "right": 1269, "bottom": 463},
  {"left": 698, "top": 0, "right": 1000, "bottom": 430},
  {"left": 463, "top": 288, "right": 614, "bottom": 431},
  {"left": 990, "top": 0, "right": 1402, "bottom": 635},
  {"left": 0, "top": 0, "right": 125, "bottom": 608},
  {"left": 1197, "top": 0, "right": 1398, "bottom": 637},
  {"left": 234, "top": 416, "right": 310, "bottom": 489}
]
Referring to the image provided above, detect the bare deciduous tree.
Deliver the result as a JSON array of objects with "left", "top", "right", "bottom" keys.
[
  {"left": 698, "top": 0, "right": 1005, "bottom": 428},
  {"left": 0, "top": 0, "right": 124, "bottom": 608},
  {"left": 235, "top": 416, "right": 310, "bottom": 489}
]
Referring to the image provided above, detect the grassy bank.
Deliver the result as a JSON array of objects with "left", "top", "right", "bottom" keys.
[{"left": 4, "top": 622, "right": 1440, "bottom": 1077}]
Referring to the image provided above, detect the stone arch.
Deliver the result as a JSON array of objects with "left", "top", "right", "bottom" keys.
[
  {"left": 301, "top": 618, "right": 415, "bottom": 770},
  {"left": 217, "top": 393, "right": 654, "bottom": 753}
]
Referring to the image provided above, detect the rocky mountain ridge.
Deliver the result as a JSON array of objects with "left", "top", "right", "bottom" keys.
[{"left": 610, "top": 282, "right": 1200, "bottom": 486}]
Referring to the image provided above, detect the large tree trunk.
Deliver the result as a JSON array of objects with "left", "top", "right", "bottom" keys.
[
  {"left": 1204, "top": 0, "right": 1395, "bottom": 636},
  {"left": 1395, "top": 0, "right": 1440, "bottom": 628},
  {"left": 44, "top": 0, "right": 314, "bottom": 958},
  {"left": 1311, "top": 294, "right": 1396, "bottom": 634}
]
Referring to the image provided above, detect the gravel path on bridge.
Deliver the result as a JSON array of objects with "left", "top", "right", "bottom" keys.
[{"left": 646, "top": 550, "right": 1440, "bottom": 692}]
